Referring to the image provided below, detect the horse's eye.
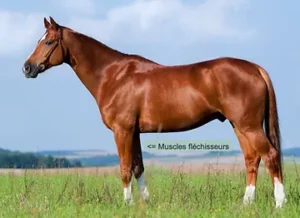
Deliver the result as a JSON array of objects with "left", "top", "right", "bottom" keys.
[{"left": 45, "top": 40, "right": 53, "bottom": 46}]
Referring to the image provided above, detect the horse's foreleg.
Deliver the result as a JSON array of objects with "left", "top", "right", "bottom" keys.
[
  {"left": 132, "top": 133, "right": 149, "bottom": 201},
  {"left": 113, "top": 128, "right": 134, "bottom": 204}
]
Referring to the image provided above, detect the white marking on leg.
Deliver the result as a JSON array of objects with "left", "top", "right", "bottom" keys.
[
  {"left": 123, "top": 180, "right": 133, "bottom": 205},
  {"left": 243, "top": 184, "right": 255, "bottom": 205},
  {"left": 274, "top": 177, "right": 287, "bottom": 208},
  {"left": 137, "top": 172, "right": 150, "bottom": 200}
]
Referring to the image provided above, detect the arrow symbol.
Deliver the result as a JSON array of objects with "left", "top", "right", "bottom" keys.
[{"left": 147, "top": 144, "right": 156, "bottom": 149}]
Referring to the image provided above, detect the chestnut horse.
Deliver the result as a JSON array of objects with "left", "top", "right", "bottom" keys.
[{"left": 22, "top": 17, "right": 287, "bottom": 208}]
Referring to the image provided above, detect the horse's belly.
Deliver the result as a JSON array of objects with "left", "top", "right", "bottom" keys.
[
  {"left": 138, "top": 80, "right": 216, "bottom": 132},
  {"left": 139, "top": 99, "right": 212, "bottom": 132}
]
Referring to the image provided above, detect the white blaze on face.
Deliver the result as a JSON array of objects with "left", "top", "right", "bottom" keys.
[
  {"left": 137, "top": 172, "right": 150, "bottom": 200},
  {"left": 274, "top": 177, "right": 287, "bottom": 208},
  {"left": 40, "top": 32, "right": 48, "bottom": 42},
  {"left": 243, "top": 184, "right": 255, "bottom": 204},
  {"left": 123, "top": 180, "right": 133, "bottom": 205},
  {"left": 26, "top": 32, "right": 48, "bottom": 60}
]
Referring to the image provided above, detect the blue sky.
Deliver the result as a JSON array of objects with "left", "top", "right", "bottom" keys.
[{"left": 0, "top": 0, "right": 299, "bottom": 153}]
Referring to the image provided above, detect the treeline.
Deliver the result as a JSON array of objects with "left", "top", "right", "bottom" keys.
[{"left": 0, "top": 148, "right": 82, "bottom": 169}]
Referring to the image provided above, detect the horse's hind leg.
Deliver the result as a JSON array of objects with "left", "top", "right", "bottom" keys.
[
  {"left": 233, "top": 126, "right": 261, "bottom": 205},
  {"left": 241, "top": 128, "right": 287, "bottom": 208},
  {"left": 131, "top": 133, "right": 150, "bottom": 201}
]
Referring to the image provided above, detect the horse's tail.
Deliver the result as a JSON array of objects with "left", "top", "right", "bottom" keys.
[{"left": 257, "top": 66, "right": 282, "bottom": 176}]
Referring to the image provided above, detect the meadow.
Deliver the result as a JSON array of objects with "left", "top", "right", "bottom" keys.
[{"left": 0, "top": 162, "right": 299, "bottom": 218}]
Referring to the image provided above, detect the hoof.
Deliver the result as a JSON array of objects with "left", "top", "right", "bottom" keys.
[
  {"left": 124, "top": 197, "right": 133, "bottom": 205},
  {"left": 275, "top": 198, "right": 287, "bottom": 208}
]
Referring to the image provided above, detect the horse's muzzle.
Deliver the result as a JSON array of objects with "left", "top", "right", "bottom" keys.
[{"left": 22, "top": 62, "right": 41, "bottom": 78}]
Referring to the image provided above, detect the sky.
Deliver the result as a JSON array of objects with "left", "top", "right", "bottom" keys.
[{"left": 0, "top": 0, "right": 299, "bottom": 153}]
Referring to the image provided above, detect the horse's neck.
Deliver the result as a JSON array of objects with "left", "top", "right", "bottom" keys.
[{"left": 64, "top": 30, "right": 125, "bottom": 99}]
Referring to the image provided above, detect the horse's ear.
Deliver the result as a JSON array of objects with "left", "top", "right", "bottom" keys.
[
  {"left": 44, "top": 17, "right": 51, "bottom": 29},
  {"left": 49, "top": 16, "right": 60, "bottom": 31}
]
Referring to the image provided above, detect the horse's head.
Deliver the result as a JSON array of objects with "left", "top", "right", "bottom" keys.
[{"left": 22, "top": 17, "right": 66, "bottom": 78}]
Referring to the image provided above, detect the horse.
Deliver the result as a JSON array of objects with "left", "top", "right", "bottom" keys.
[{"left": 22, "top": 17, "right": 287, "bottom": 208}]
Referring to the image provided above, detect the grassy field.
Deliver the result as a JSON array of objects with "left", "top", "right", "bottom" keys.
[{"left": 0, "top": 163, "right": 299, "bottom": 218}]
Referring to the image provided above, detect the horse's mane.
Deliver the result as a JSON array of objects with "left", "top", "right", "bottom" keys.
[{"left": 62, "top": 25, "right": 160, "bottom": 65}]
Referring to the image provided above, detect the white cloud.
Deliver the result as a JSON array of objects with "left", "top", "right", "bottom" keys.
[
  {"left": 65, "top": 0, "right": 256, "bottom": 45},
  {"left": 0, "top": 10, "right": 45, "bottom": 56},
  {"left": 0, "top": 0, "right": 255, "bottom": 56}
]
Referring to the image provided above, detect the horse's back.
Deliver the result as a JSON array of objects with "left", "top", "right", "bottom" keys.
[
  {"left": 134, "top": 56, "right": 267, "bottom": 132},
  {"left": 100, "top": 56, "right": 267, "bottom": 132}
]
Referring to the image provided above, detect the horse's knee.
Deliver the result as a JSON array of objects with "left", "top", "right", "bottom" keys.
[{"left": 120, "top": 166, "right": 132, "bottom": 185}]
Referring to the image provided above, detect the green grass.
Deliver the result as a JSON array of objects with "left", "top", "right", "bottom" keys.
[{"left": 0, "top": 164, "right": 299, "bottom": 218}]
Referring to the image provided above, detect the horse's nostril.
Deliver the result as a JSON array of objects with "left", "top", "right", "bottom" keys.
[{"left": 23, "top": 64, "right": 31, "bottom": 74}]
